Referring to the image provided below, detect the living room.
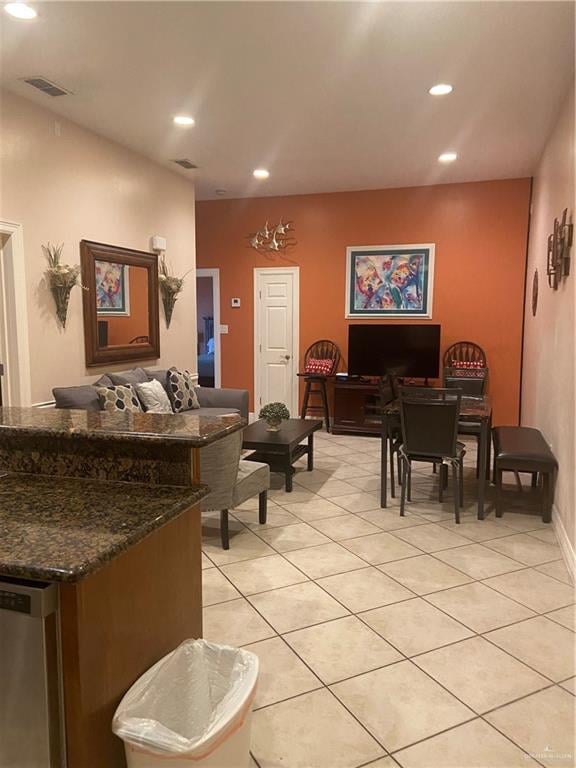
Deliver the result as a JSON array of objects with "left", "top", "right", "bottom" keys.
[{"left": 0, "top": 2, "right": 574, "bottom": 767}]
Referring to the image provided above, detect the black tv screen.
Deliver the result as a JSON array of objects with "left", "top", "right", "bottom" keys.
[{"left": 348, "top": 324, "right": 440, "bottom": 378}]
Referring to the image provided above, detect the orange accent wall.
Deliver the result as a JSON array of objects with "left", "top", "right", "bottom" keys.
[{"left": 196, "top": 179, "right": 531, "bottom": 424}]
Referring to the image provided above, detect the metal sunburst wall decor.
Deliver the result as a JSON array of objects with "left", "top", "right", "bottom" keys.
[
  {"left": 547, "top": 208, "right": 573, "bottom": 290},
  {"left": 248, "top": 220, "right": 296, "bottom": 254}
]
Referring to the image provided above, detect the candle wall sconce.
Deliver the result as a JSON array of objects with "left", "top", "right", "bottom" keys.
[{"left": 547, "top": 208, "right": 573, "bottom": 290}]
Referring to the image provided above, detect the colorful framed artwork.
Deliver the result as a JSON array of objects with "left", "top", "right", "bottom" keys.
[
  {"left": 95, "top": 260, "right": 131, "bottom": 315},
  {"left": 345, "top": 244, "right": 435, "bottom": 318}
]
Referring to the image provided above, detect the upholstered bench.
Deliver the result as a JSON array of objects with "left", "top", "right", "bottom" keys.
[{"left": 492, "top": 426, "right": 557, "bottom": 523}]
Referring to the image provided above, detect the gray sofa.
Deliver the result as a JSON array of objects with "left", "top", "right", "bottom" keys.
[{"left": 52, "top": 366, "right": 249, "bottom": 419}]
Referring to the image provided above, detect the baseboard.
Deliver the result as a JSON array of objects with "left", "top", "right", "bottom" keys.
[
  {"left": 32, "top": 400, "right": 56, "bottom": 408},
  {"left": 553, "top": 505, "right": 576, "bottom": 583}
]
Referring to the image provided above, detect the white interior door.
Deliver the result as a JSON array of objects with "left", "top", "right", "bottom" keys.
[
  {"left": 0, "top": 237, "right": 6, "bottom": 405},
  {"left": 254, "top": 268, "right": 299, "bottom": 416}
]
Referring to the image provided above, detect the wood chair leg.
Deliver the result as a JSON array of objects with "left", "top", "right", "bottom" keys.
[
  {"left": 300, "top": 380, "right": 311, "bottom": 419},
  {"left": 452, "top": 462, "right": 460, "bottom": 524},
  {"left": 390, "top": 442, "right": 395, "bottom": 499},
  {"left": 407, "top": 460, "right": 412, "bottom": 501},
  {"left": 220, "top": 510, "right": 230, "bottom": 550},
  {"left": 542, "top": 472, "right": 552, "bottom": 523},
  {"left": 438, "top": 463, "right": 444, "bottom": 503},
  {"left": 397, "top": 452, "right": 402, "bottom": 485},
  {"left": 400, "top": 459, "right": 407, "bottom": 516},
  {"left": 495, "top": 469, "right": 503, "bottom": 518},
  {"left": 320, "top": 380, "right": 330, "bottom": 432},
  {"left": 459, "top": 458, "right": 465, "bottom": 506},
  {"left": 531, "top": 472, "right": 538, "bottom": 488},
  {"left": 475, "top": 437, "right": 480, "bottom": 479},
  {"left": 258, "top": 490, "right": 268, "bottom": 524}
]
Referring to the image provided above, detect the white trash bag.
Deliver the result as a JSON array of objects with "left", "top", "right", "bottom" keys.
[{"left": 113, "top": 639, "right": 259, "bottom": 768}]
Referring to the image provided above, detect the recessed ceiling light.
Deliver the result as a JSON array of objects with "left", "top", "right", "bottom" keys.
[
  {"left": 429, "top": 83, "right": 453, "bottom": 96},
  {"left": 4, "top": 2, "right": 36, "bottom": 19},
  {"left": 253, "top": 168, "right": 270, "bottom": 180},
  {"left": 173, "top": 115, "right": 195, "bottom": 127},
  {"left": 438, "top": 151, "right": 458, "bottom": 163}
]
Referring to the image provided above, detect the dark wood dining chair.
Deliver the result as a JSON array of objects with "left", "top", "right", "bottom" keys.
[
  {"left": 443, "top": 341, "right": 488, "bottom": 477},
  {"left": 443, "top": 341, "right": 487, "bottom": 368},
  {"left": 299, "top": 340, "right": 341, "bottom": 432},
  {"left": 377, "top": 376, "right": 403, "bottom": 498},
  {"left": 399, "top": 387, "right": 466, "bottom": 523}
]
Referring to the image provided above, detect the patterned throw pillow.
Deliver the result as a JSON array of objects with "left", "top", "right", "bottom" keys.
[
  {"left": 304, "top": 358, "right": 334, "bottom": 375},
  {"left": 135, "top": 380, "right": 173, "bottom": 414},
  {"left": 96, "top": 384, "right": 143, "bottom": 413},
  {"left": 167, "top": 367, "right": 200, "bottom": 412}
]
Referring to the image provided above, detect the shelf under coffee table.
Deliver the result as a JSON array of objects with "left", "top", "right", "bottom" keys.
[{"left": 242, "top": 418, "right": 323, "bottom": 492}]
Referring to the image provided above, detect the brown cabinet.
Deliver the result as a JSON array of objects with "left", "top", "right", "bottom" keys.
[{"left": 332, "top": 381, "right": 384, "bottom": 435}]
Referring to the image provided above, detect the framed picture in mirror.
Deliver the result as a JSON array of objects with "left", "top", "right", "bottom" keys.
[{"left": 80, "top": 240, "right": 160, "bottom": 367}]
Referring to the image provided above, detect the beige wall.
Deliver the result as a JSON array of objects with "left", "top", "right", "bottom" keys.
[
  {"left": 0, "top": 90, "right": 197, "bottom": 403},
  {"left": 521, "top": 84, "right": 575, "bottom": 559}
]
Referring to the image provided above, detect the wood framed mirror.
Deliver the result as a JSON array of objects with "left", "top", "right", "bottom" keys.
[{"left": 80, "top": 240, "right": 160, "bottom": 367}]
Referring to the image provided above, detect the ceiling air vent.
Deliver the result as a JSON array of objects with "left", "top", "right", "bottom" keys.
[
  {"left": 173, "top": 159, "right": 197, "bottom": 170},
  {"left": 23, "top": 77, "right": 70, "bottom": 97}
]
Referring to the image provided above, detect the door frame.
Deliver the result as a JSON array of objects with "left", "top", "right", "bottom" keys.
[
  {"left": 0, "top": 220, "right": 32, "bottom": 406},
  {"left": 253, "top": 266, "right": 300, "bottom": 415},
  {"left": 196, "top": 268, "right": 221, "bottom": 388}
]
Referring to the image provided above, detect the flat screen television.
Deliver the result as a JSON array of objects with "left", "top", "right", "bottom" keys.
[{"left": 348, "top": 324, "right": 440, "bottom": 378}]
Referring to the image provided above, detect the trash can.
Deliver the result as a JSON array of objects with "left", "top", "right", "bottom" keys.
[{"left": 112, "top": 639, "right": 259, "bottom": 768}]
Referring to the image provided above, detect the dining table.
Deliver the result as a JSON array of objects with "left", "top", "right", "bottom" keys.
[{"left": 379, "top": 395, "right": 493, "bottom": 519}]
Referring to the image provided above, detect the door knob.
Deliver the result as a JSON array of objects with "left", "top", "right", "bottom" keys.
[{"left": 283, "top": 355, "right": 291, "bottom": 360}]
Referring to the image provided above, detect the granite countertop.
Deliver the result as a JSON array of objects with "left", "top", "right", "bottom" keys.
[
  {"left": 0, "top": 473, "right": 209, "bottom": 583},
  {"left": 0, "top": 407, "right": 245, "bottom": 447}
]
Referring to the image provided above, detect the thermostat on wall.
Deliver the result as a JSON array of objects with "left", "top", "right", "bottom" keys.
[{"left": 231, "top": 298, "right": 241, "bottom": 308}]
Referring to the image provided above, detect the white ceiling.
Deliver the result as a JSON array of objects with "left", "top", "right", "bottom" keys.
[{"left": 1, "top": 1, "right": 574, "bottom": 200}]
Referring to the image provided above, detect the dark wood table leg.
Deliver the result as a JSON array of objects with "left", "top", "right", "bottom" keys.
[
  {"left": 477, "top": 416, "right": 489, "bottom": 520},
  {"left": 285, "top": 454, "right": 293, "bottom": 492},
  {"left": 307, "top": 433, "right": 314, "bottom": 471},
  {"left": 380, "top": 413, "right": 388, "bottom": 508}
]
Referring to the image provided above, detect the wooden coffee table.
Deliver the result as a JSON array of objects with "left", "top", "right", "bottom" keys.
[{"left": 242, "top": 418, "right": 323, "bottom": 492}]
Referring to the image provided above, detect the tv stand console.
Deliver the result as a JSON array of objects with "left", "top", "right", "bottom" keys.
[
  {"left": 332, "top": 380, "right": 384, "bottom": 436},
  {"left": 332, "top": 377, "right": 431, "bottom": 435}
]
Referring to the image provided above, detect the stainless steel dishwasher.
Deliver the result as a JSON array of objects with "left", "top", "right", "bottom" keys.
[{"left": 0, "top": 577, "right": 65, "bottom": 767}]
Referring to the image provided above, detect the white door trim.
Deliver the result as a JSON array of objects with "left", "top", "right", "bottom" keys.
[
  {"left": 0, "top": 220, "right": 32, "bottom": 406},
  {"left": 196, "top": 268, "right": 221, "bottom": 388},
  {"left": 253, "top": 266, "right": 300, "bottom": 415}
]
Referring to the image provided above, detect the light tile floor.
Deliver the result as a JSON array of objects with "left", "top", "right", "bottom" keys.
[{"left": 201, "top": 429, "right": 575, "bottom": 768}]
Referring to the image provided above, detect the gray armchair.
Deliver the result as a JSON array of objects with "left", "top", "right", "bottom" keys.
[{"left": 200, "top": 430, "right": 270, "bottom": 549}]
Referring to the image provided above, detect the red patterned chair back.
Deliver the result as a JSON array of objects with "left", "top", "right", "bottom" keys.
[{"left": 303, "top": 340, "right": 341, "bottom": 377}]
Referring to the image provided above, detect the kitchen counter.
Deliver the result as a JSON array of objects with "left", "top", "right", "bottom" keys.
[
  {"left": 0, "top": 406, "right": 244, "bottom": 485},
  {"left": 0, "top": 406, "right": 244, "bottom": 446},
  {"left": 0, "top": 473, "right": 208, "bottom": 582}
]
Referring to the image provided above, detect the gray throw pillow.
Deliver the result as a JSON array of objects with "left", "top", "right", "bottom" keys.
[
  {"left": 108, "top": 368, "right": 149, "bottom": 386},
  {"left": 93, "top": 374, "right": 113, "bottom": 387},
  {"left": 96, "top": 384, "right": 143, "bottom": 413},
  {"left": 135, "top": 380, "right": 173, "bottom": 414},
  {"left": 53, "top": 386, "right": 102, "bottom": 411},
  {"left": 167, "top": 367, "right": 200, "bottom": 412}
]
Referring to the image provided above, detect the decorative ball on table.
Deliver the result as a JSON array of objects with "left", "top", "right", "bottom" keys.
[{"left": 259, "top": 402, "right": 290, "bottom": 432}]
